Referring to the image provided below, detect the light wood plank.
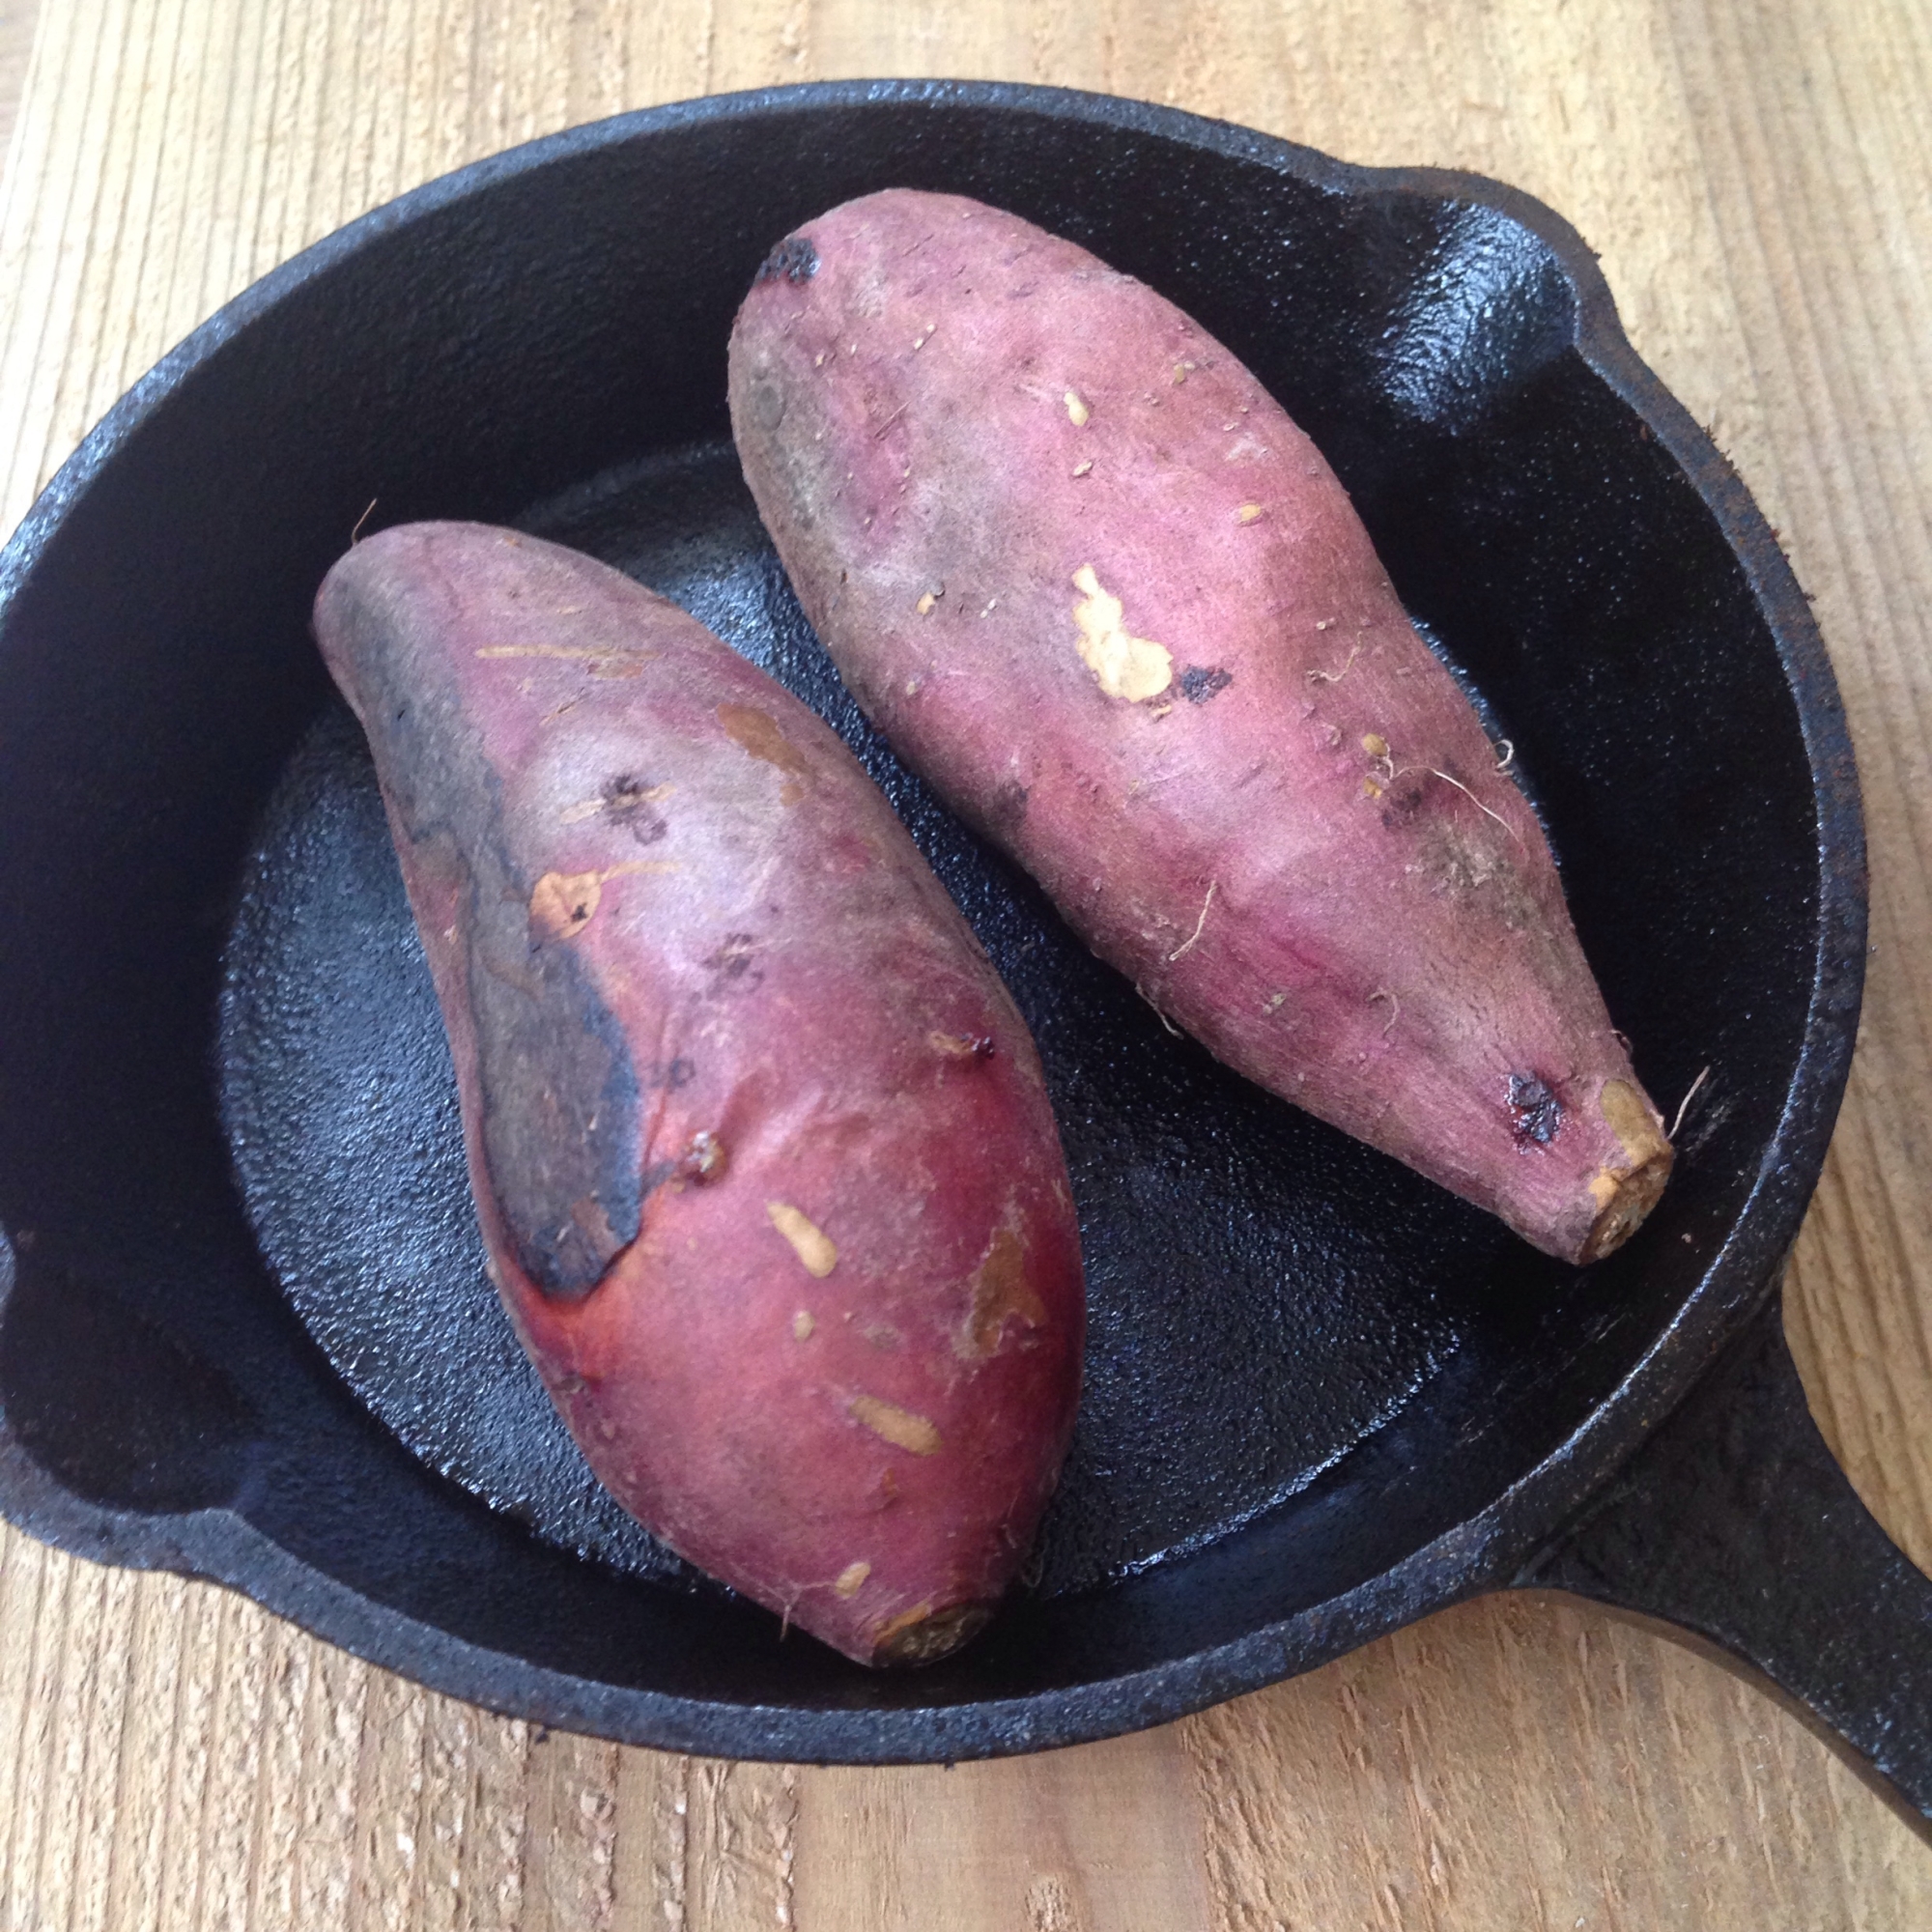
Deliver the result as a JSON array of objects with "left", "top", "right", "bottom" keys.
[
  {"left": 2, "top": 4, "right": 1930, "bottom": 1927},
  {"left": 0, "top": 12, "right": 31, "bottom": 185}
]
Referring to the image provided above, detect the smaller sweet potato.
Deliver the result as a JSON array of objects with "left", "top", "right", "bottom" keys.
[{"left": 313, "top": 523, "right": 1084, "bottom": 1665}]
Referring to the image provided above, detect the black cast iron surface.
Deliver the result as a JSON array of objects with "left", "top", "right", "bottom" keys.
[
  {"left": 0, "top": 81, "right": 1900, "bottom": 1793},
  {"left": 218, "top": 450, "right": 1478, "bottom": 1602},
  {"left": 1526, "top": 1293, "right": 1932, "bottom": 1824}
]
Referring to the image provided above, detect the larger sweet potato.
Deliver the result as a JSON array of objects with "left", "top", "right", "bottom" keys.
[
  {"left": 728, "top": 190, "right": 1671, "bottom": 1264},
  {"left": 312, "top": 523, "right": 1084, "bottom": 1664}
]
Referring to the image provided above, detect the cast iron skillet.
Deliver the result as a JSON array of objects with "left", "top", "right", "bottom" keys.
[{"left": 0, "top": 82, "right": 1919, "bottom": 1817}]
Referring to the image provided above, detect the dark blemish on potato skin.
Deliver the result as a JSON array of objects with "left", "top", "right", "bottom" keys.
[
  {"left": 603, "top": 773, "right": 668, "bottom": 845},
  {"left": 754, "top": 234, "right": 819, "bottom": 284},
  {"left": 678, "top": 1130, "right": 727, "bottom": 1183},
  {"left": 745, "top": 376, "right": 787, "bottom": 435},
  {"left": 642, "top": 1057, "right": 696, "bottom": 1091},
  {"left": 467, "top": 901, "right": 641, "bottom": 1298},
  {"left": 323, "top": 567, "right": 642, "bottom": 1301},
  {"left": 1421, "top": 815, "right": 1542, "bottom": 933},
  {"left": 705, "top": 932, "right": 763, "bottom": 990},
  {"left": 986, "top": 779, "right": 1030, "bottom": 838},
  {"left": 1179, "top": 666, "right": 1234, "bottom": 703},
  {"left": 1379, "top": 782, "right": 1429, "bottom": 831},
  {"left": 640, "top": 1129, "right": 726, "bottom": 1200},
  {"left": 1509, "top": 1073, "right": 1564, "bottom": 1147}
]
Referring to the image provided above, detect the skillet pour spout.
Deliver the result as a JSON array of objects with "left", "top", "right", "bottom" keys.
[{"left": 0, "top": 80, "right": 1914, "bottom": 1820}]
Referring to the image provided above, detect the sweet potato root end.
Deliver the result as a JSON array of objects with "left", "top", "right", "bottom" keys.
[
  {"left": 869, "top": 1601, "right": 994, "bottom": 1666},
  {"left": 1577, "top": 1143, "right": 1675, "bottom": 1264}
]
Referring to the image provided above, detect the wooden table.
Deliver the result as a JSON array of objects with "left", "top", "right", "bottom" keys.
[{"left": 2, "top": 2, "right": 1928, "bottom": 1924}]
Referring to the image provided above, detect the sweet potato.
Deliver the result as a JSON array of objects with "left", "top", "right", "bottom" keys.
[
  {"left": 728, "top": 189, "right": 1671, "bottom": 1264},
  {"left": 312, "top": 523, "right": 1084, "bottom": 1664}
]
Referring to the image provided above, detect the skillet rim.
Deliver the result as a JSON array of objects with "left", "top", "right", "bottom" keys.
[{"left": 0, "top": 77, "right": 1867, "bottom": 1762}]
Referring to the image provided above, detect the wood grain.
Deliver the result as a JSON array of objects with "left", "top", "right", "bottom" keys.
[
  {"left": 0, "top": 4, "right": 32, "bottom": 175},
  {"left": 2, "top": 2, "right": 1930, "bottom": 1926}
]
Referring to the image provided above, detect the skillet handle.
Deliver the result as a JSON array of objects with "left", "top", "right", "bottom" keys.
[{"left": 1518, "top": 1286, "right": 1932, "bottom": 1833}]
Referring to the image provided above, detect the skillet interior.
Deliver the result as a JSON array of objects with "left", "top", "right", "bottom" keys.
[{"left": 0, "top": 86, "right": 1825, "bottom": 1748}]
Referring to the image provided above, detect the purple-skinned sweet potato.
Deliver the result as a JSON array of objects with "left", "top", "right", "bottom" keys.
[
  {"left": 311, "top": 522, "right": 1084, "bottom": 1665},
  {"left": 727, "top": 189, "right": 1672, "bottom": 1265}
]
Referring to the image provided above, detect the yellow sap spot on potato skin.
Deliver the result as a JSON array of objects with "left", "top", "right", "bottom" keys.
[
  {"left": 1071, "top": 566, "right": 1173, "bottom": 701},
  {"left": 530, "top": 860, "right": 680, "bottom": 938},
  {"left": 916, "top": 590, "right": 939, "bottom": 615},
  {"left": 1588, "top": 1171, "right": 1620, "bottom": 1209},
  {"left": 1064, "top": 389, "right": 1091, "bottom": 427},
  {"left": 849, "top": 1395, "right": 943, "bottom": 1456},
  {"left": 1236, "top": 502, "right": 1264, "bottom": 524},
  {"left": 767, "top": 1202, "right": 838, "bottom": 1277},
  {"left": 719, "top": 703, "right": 810, "bottom": 778},
  {"left": 876, "top": 1603, "right": 936, "bottom": 1643},
  {"left": 1071, "top": 459, "right": 1094, "bottom": 477},
  {"left": 1362, "top": 733, "right": 1389, "bottom": 759},
  {"left": 530, "top": 870, "right": 604, "bottom": 939},
  {"left": 835, "top": 1561, "right": 871, "bottom": 1599},
  {"left": 1362, "top": 777, "right": 1384, "bottom": 800},
  {"left": 958, "top": 1224, "right": 1048, "bottom": 1359},
  {"left": 792, "top": 1310, "right": 815, "bottom": 1342}
]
